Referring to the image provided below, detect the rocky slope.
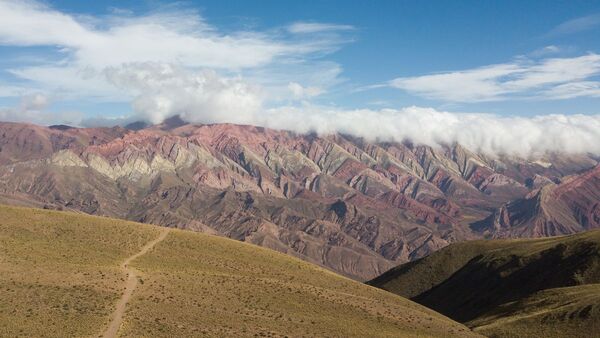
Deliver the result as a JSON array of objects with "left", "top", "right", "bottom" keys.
[{"left": 0, "top": 118, "right": 598, "bottom": 280}]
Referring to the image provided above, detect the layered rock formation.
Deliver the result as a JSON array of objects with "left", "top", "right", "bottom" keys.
[
  {"left": 473, "top": 165, "right": 600, "bottom": 237},
  {"left": 0, "top": 119, "right": 597, "bottom": 280}
]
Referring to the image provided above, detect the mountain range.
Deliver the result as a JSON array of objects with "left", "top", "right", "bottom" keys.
[{"left": 1, "top": 117, "right": 598, "bottom": 280}]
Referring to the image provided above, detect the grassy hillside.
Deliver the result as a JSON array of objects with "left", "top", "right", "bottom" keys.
[
  {"left": 368, "top": 231, "right": 600, "bottom": 337},
  {"left": 0, "top": 205, "right": 477, "bottom": 337},
  {"left": 471, "top": 284, "right": 600, "bottom": 337}
]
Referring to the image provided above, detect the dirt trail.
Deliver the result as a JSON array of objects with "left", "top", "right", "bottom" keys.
[{"left": 101, "top": 229, "right": 170, "bottom": 338}]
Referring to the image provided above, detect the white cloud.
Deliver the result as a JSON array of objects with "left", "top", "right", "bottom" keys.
[
  {"left": 20, "top": 92, "right": 48, "bottom": 110},
  {"left": 0, "top": 93, "right": 82, "bottom": 125},
  {"left": 0, "top": 1, "right": 292, "bottom": 69},
  {"left": 246, "top": 61, "right": 343, "bottom": 102},
  {"left": 288, "top": 22, "right": 354, "bottom": 34},
  {"left": 389, "top": 54, "right": 600, "bottom": 102},
  {"left": 507, "top": 55, "right": 600, "bottom": 89},
  {"left": 104, "top": 63, "right": 263, "bottom": 124},
  {"left": 2, "top": 1, "right": 600, "bottom": 158},
  {"left": 0, "top": 84, "right": 29, "bottom": 97},
  {"left": 258, "top": 105, "right": 600, "bottom": 157},
  {"left": 529, "top": 45, "right": 561, "bottom": 57},
  {"left": 543, "top": 81, "right": 600, "bottom": 99},
  {"left": 0, "top": 0, "right": 349, "bottom": 102},
  {"left": 89, "top": 75, "right": 599, "bottom": 157},
  {"left": 548, "top": 13, "right": 600, "bottom": 36},
  {"left": 288, "top": 82, "right": 324, "bottom": 99},
  {"left": 390, "top": 64, "right": 518, "bottom": 102},
  {"left": 10, "top": 66, "right": 127, "bottom": 101},
  {"left": 542, "top": 45, "right": 560, "bottom": 53},
  {"left": 0, "top": 0, "right": 93, "bottom": 47}
]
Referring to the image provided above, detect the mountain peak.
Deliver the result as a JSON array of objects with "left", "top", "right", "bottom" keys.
[
  {"left": 159, "top": 115, "right": 188, "bottom": 130},
  {"left": 124, "top": 120, "right": 149, "bottom": 131}
]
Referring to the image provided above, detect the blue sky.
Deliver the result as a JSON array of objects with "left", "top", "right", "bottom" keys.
[{"left": 1, "top": 0, "right": 600, "bottom": 133}]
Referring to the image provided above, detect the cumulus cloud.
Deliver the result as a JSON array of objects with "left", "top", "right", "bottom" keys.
[
  {"left": 104, "top": 63, "right": 263, "bottom": 124},
  {"left": 90, "top": 75, "right": 599, "bottom": 157},
  {"left": 258, "top": 106, "right": 600, "bottom": 157},
  {"left": 20, "top": 93, "right": 48, "bottom": 110},
  {"left": 389, "top": 54, "right": 600, "bottom": 102},
  {"left": 14, "top": 72, "right": 598, "bottom": 158},
  {"left": 96, "top": 96, "right": 596, "bottom": 157},
  {"left": 85, "top": 61, "right": 600, "bottom": 157}
]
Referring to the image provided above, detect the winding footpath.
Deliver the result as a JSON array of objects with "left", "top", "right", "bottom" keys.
[{"left": 102, "top": 229, "right": 170, "bottom": 338}]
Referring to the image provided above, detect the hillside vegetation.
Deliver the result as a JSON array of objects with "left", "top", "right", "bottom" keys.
[
  {"left": 368, "top": 231, "right": 600, "bottom": 337},
  {"left": 0, "top": 204, "right": 477, "bottom": 337}
]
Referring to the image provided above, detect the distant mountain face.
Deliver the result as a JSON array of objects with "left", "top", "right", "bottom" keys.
[
  {"left": 472, "top": 165, "right": 600, "bottom": 237},
  {"left": 0, "top": 119, "right": 598, "bottom": 280}
]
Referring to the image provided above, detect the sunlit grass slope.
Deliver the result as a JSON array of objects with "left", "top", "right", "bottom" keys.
[
  {"left": 0, "top": 205, "right": 477, "bottom": 337},
  {"left": 0, "top": 205, "right": 161, "bottom": 337}
]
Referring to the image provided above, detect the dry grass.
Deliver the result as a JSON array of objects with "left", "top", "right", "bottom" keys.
[
  {"left": 0, "top": 205, "right": 160, "bottom": 337},
  {"left": 119, "top": 230, "right": 479, "bottom": 337},
  {"left": 472, "top": 284, "right": 600, "bottom": 338},
  {"left": 0, "top": 205, "right": 478, "bottom": 337}
]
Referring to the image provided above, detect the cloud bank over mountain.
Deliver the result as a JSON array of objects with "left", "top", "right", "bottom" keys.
[
  {"left": 261, "top": 106, "right": 600, "bottom": 158},
  {"left": 0, "top": 0, "right": 600, "bottom": 157},
  {"left": 97, "top": 62, "right": 600, "bottom": 158}
]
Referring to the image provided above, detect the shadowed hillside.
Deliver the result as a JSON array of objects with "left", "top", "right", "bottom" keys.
[
  {"left": 368, "top": 231, "right": 600, "bottom": 337},
  {"left": 0, "top": 204, "right": 478, "bottom": 337}
]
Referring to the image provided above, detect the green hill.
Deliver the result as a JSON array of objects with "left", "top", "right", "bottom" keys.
[
  {"left": 0, "top": 204, "right": 477, "bottom": 337},
  {"left": 368, "top": 231, "right": 600, "bottom": 337}
]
